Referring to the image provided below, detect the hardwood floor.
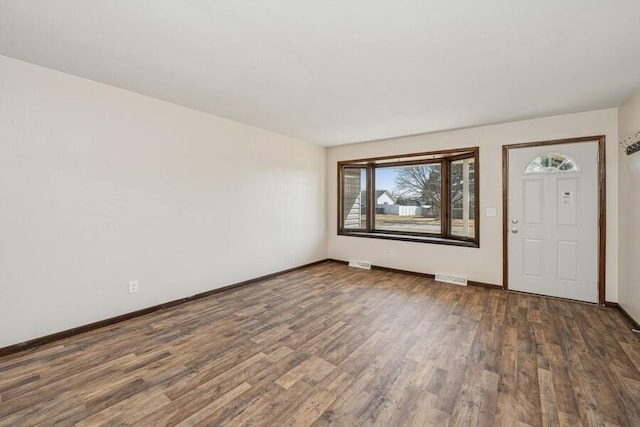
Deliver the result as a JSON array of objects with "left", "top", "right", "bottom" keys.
[{"left": 0, "top": 261, "right": 639, "bottom": 426}]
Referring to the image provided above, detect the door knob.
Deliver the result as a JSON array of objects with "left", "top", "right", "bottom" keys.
[
  {"left": 511, "top": 218, "right": 518, "bottom": 224},
  {"left": 511, "top": 228, "right": 518, "bottom": 234}
]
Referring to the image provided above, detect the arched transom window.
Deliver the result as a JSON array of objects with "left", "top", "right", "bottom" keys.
[{"left": 524, "top": 153, "right": 580, "bottom": 174}]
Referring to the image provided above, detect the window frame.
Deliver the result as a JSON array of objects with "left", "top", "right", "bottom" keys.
[{"left": 337, "top": 147, "right": 480, "bottom": 248}]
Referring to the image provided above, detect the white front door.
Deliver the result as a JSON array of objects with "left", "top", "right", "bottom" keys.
[{"left": 508, "top": 141, "right": 599, "bottom": 302}]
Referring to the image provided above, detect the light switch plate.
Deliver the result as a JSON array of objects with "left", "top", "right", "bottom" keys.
[{"left": 486, "top": 208, "right": 497, "bottom": 217}]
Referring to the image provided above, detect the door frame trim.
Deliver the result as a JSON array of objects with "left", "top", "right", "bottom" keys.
[{"left": 502, "top": 135, "right": 606, "bottom": 305}]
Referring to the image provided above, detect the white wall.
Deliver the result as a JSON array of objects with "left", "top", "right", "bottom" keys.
[
  {"left": 618, "top": 90, "right": 640, "bottom": 324},
  {"left": 327, "top": 109, "right": 619, "bottom": 300},
  {"left": 0, "top": 55, "right": 326, "bottom": 348}
]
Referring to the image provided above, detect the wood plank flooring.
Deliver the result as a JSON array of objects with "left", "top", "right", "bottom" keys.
[{"left": 1, "top": 261, "right": 639, "bottom": 426}]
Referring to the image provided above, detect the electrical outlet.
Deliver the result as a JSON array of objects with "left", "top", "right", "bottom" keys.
[
  {"left": 389, "top": 249, "right": 396, "bottom": 258},
  {"left": 289, "top": 250, "right": 294, "bottom": 258},
  {"left": 129, "top": 280, "right": 139, "bottom": 294}
]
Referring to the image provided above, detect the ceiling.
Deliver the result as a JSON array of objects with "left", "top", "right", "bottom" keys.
[{"left": 1, "top": 1, "right": 640, "bottom": 146}]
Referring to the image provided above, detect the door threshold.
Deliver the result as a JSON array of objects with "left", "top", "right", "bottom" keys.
[{"left": 506, "top": 289, "right": 599, "bottom": 306}]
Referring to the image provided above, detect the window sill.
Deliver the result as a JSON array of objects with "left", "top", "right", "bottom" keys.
[{"left": 338, "top": 231, "right": 479, "bottom": 248}]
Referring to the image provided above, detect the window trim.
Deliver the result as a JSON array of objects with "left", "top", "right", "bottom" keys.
[{"left": 337, "top": 147, "right": 480, "bottom": 247}]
